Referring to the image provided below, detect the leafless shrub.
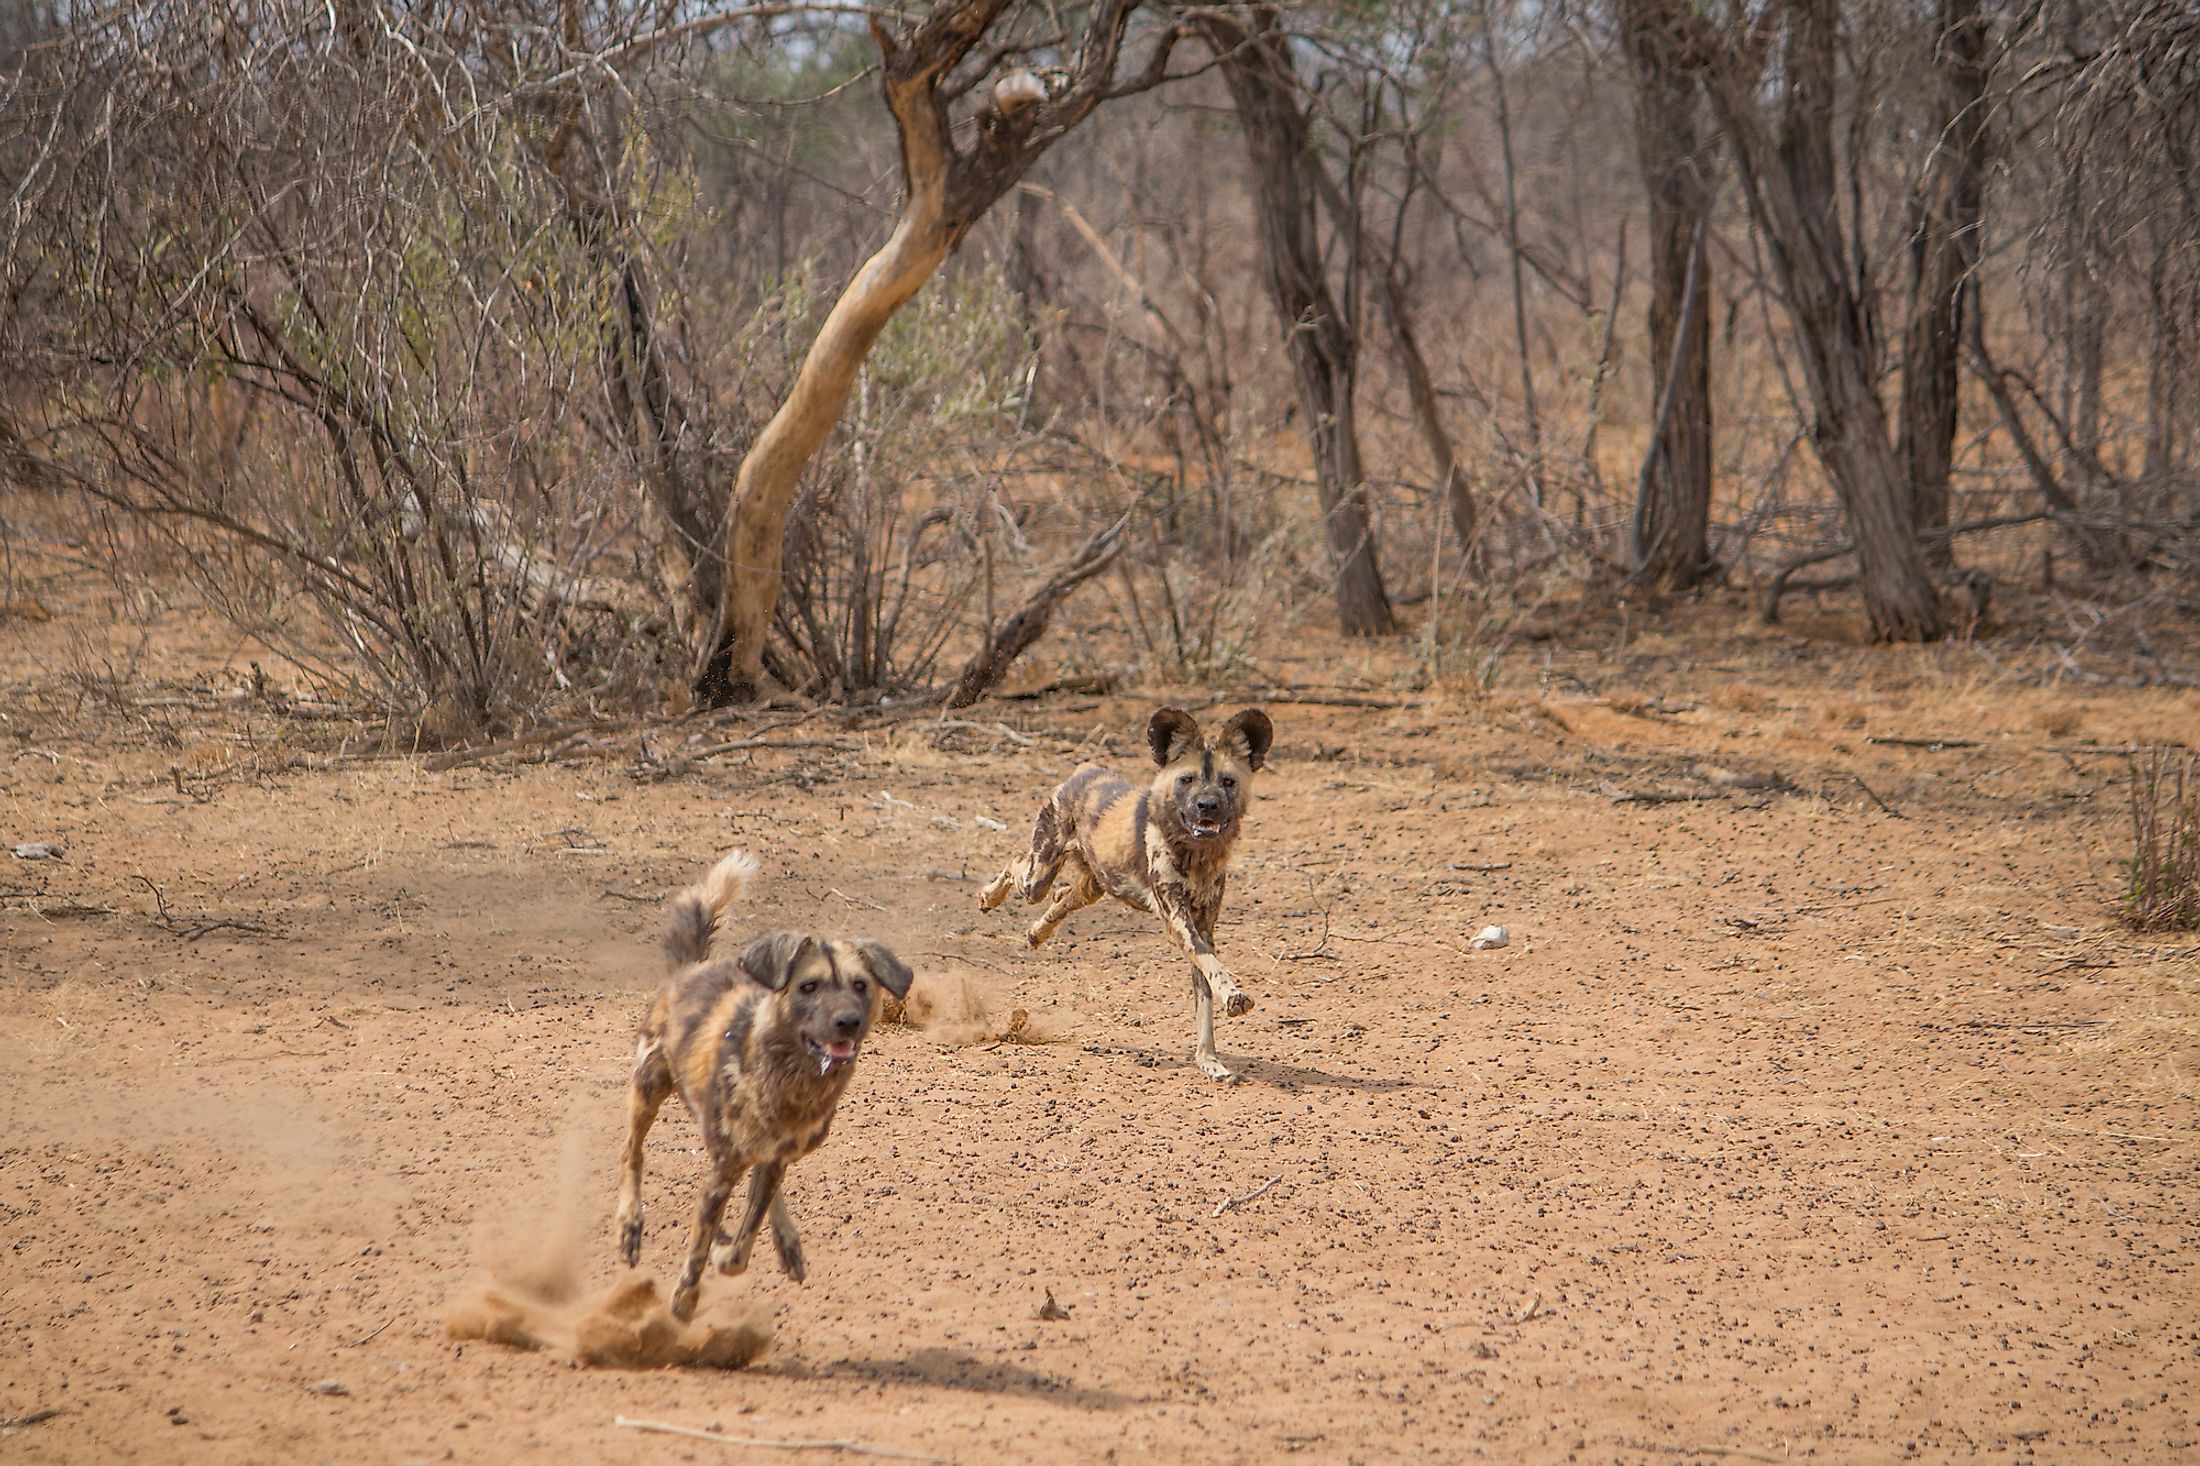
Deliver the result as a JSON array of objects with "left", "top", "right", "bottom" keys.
[
  {"left": 0, "top": 0, "right": 714, "bottom": 739},
  {"left": 2127, "top": 749, "right": 2200, "bottom": 933}
]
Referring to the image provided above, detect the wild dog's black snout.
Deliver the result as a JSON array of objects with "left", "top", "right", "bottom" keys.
[
  {"left": 833, "top": 1010, "right": 864, "bottom": 1037},
  {"left": 1194, "top": 792, "right": 1225, "bottom": 820}
]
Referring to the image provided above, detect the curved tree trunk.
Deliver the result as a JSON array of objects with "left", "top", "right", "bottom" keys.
[
  {"left": 1692, "top": 0, "right": 1945, "bottom": 640},
  {"left": 1620, "top": 0, "right": 1716, "bottom": 590},
  {"left": 1199, "top": 8, "right": 1396, "bottom": 637},
  {"left": 694, "top": 1, "right": 1168, "bottom": 703},
  {"left": 1897, "top": 0, "right": 1988, "bottom": 565}
]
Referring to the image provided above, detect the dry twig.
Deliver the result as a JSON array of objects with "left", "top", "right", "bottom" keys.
[
  {"left": 1211, "top": 1175, "right": 1283, "bottom": 1217},
  {"left": 614, "top": 1415, "right": 950, "bottom": 1462}
]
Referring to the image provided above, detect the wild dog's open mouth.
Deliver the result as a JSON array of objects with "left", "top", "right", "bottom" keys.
[
  {"left": 805, "top": 1036, "right": 860, "bottom": 1076},
  {"left": 1188, "top": 818, "right": 1226, "bottom": 838}
]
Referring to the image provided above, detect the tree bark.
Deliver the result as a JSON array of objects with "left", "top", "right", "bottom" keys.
[
  {"left": 1896, "top": 0, "right": 1987, "bottom": 563},
  {"left": 1200, "top": 8, "right": 1396, "bottom": 636},
  {"left": 1300, "top": 129, "right": 1476, "bottom": 560},
  {"left": 1691, "top": 0, "right": 1945, "bottom": 640},
  {"left": 1619, "top": 0, "right": 1716, "bottom": 591}
]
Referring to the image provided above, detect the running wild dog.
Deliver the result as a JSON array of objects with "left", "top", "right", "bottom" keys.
[
  {"left": 616, "top": 851, "right": 913, "bottom": 1321},
  {"left": 981, "top": 706, "right": 1274, "bottom": 1081}
]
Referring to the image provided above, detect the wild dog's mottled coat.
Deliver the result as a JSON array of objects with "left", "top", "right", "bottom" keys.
[
  {"left": 616, "top": 852, "right": 912, "bottom": 1321},
  {"left": 981, "top": 706, "right": 1273, "bottom": 1081}
]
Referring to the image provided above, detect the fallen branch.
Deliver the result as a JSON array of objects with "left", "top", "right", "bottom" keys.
[
  {"left": 946, "top": 513, "right": 1129, "bottom": 709},
  {"left": 421, "top": 720, "right": 606, "bottom": 772},
  {"left": 929, "top": 717, "right": 1037, "bottom": 747},
  {"left": 613, "top": 1415, "right": 950, "bottom": 1462},
  {"left": 1846, "top": 773, "right": 1903, "bottom": 819},
  {"left": 1760, "top": 512, "right": 2049, "bottom": 623},
  {"left": 688, "top": 736, "right": 860, "bottom": 758},
  {"left": 1211, "top": 1175, "right": 1283, "bottom": 1218},
  {"left": 1866, "top": 735, "right": 1980, "bottom": 751},
  {"left": 1618, "top": 1443, "right": 1785, "bottom": 1465},
  {"left": 1601, "top": 782, "right": 1721, "bottom": 805},
  {"left": 136, "top": 876, "right": 274, "bottom": 941},
  {"left": 1206, "top": 687, "right": 1422, "bottom": 710}
]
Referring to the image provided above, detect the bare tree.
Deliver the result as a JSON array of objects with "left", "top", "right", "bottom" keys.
[
  {"left": 697, "top": 0, "right": 1183, "bottom": 704},
  {"left": 1196, "top": 6, "right": 1397, "bottom": 637},
  {"left": 1895, "top": 0, "right": 1988, "bottom": 561},
  {"left": 1618, "top": 0, "right": 1717, "bottom": 590},
  {"left": 1684, "top": 0, "right": 1946, "bottom": 639}
]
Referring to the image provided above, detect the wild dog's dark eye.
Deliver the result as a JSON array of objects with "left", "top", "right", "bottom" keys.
[
  {"left": 799, "top": 979, "right": 820, "bottom": 995},
  {"left": 1221, "top": 776, "right": 1237, "bottom": 790},
  {"left": 1177, "top": 772, "right": 1194, "bottom": 786},
  {"left": 851, "top": 978, "right": 868, "bottom": 995}
]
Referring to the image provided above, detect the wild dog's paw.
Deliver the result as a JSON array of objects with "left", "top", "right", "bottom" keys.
[
  {"left": 1208, "top": 971, "right": 1254, "bottom": 1018},
  {"left": 1196, "top": 1052, "right": 1240, "bottom": 1083},
  {"left": 773, "top": 1229, "right": 806, "bottom": 1283},
  {"left": 978, "top": 872, "right": 1013, "bottom": 910},
  {"left": 708, "top": 1236, "right": 751, "bottom": 1276},
  {"left": 617, "top": 1209, "right": 644, "bottom": 1267}
]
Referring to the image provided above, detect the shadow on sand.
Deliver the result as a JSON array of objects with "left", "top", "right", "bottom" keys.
[{"left": 779, "top": 1346, "right": 1140, "bottom": 1410}]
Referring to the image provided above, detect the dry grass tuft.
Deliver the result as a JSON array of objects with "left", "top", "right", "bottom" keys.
[{"left": 2126, "top": 749, "right": 2200, "bottom": 932}]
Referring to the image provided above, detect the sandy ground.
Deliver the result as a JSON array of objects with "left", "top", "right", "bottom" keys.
[{"left": 3, "top": 569, "right": 2197, "bottom": 1464}]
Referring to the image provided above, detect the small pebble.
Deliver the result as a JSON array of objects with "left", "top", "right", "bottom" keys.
[{"left": 1468, "top": 925, "right": 1510, "bottom": 951}]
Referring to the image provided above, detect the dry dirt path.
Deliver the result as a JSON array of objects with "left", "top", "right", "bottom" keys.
[{"left": 4, "top": 624, "right": 2197, "bottom": 1463}]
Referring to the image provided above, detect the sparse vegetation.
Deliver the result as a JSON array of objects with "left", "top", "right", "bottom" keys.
[{"left": 2127, "top": 748, "right": 2200, "bottom": 931}]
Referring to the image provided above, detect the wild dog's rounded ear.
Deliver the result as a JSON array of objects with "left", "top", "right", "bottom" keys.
[
  {"left": 1147, "top": 707, "right": 1201, "bottom": 766},
  {"left": 1220, "top": 708, "right": 1274, "bottom": 771},
  {"left": 854, "top": 940, "right": 914, "bottom": 1001},
  {"left": 738, "top": 932, "right": 814, "bottom": 991}
]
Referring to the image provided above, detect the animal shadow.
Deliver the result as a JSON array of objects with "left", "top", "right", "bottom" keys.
[{"left": 785, "top": 1347, "right": 1138, "bottom": 1410}]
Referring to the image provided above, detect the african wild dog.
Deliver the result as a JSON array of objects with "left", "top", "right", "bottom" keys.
[
  {"left": 980, "top": 706, "right": 1274, "bottom": 1082},
  {"left": 615, "top": 851, "right": 914, "bottom": 1321}
]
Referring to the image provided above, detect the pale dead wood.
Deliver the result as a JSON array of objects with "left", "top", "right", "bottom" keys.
[
  {"left": 1620, "top": 1443, "right": 1786, "bottom": 1465},
  {"left": 1866, "top": 736, "right": 1981, "bottom": 751},
  {"left": 614, "top": 1415, "right": 951, "bottom": 1463},
  {"left": 1211, "top": 1174, "right": 1283, "bottom": 1218}
]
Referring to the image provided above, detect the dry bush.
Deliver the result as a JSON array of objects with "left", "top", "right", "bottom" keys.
[
  {"left": 2127, "top": 749, "right": 2200, "bottom": 933},
  {"left": 0, "top": 0, "right": 705, "bottom": 738},
  {"left": 771, "top": 271, "right": 1045, "bottom": 699}
]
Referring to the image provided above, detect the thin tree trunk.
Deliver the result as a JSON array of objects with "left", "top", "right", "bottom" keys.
[
  {"left": 1200, "top": 7, "right": 1396, "bottom": 637},
  {"left": 1896, "top": 0, "right": 1987, "bottom": 564},
  {"left": 1619, "top": 0, "right": 1716, "bottom": 590},
  {"left": 1694, "top": 0, "right": 1945, "bottom": 640},
  {"left": 2142, "top": 238, "right": 2188, "bottom": 483},
  {"left": 1301, "top": 142, "right": 1476, "bottom": 560},
  {"left": 1484, "top": 17, "right": 1544, "bottom": 506}
]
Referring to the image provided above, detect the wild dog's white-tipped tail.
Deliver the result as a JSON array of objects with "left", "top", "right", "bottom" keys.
[{"left": 661, "top": 849, "right": 758, "bottom": 969}]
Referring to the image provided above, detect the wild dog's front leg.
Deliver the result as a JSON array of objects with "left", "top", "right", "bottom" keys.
[
  {"left": 1155, "top": 890, "right": 1249, "bottom": 1082},
  {"left": 711, "top": 1159, "right": 786, "bottom": 1276},
  {"left": 1190, "top": 970, "right": 1235, "bottom": 1082},
  {"left": 672, "top": 1161, "right": 744, "bottom": 1322},
  {"left": 1156, "top": 891, "right": 1252, "bottom": 1018}
]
